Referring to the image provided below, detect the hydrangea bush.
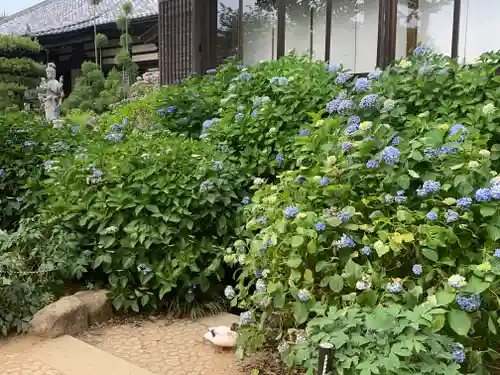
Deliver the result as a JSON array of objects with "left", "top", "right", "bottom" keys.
[
  {"left": 40, "top": 128, "right": 247, "bottom": 311},
  {"left": 225, "top": 48, "right": 500, "bottom": 373}
]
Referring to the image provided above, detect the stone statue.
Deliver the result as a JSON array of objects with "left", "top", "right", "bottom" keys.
[{"left": 37, "top": 63, "right": 64, "bottom": 123}]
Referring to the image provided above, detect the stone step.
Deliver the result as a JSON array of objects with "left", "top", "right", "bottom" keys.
[{"left": 28, "top": 335, "right": 155, "bottom": 375}]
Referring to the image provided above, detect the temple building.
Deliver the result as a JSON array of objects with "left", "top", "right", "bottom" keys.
[
  {"left": 1, "top": 0, "right": 500, "bottom": 88},
  {"left": 0, "top": 0, "right": 159, "bottom": 94}
]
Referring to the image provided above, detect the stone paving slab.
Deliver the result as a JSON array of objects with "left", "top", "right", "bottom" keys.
[
  {"left": 78, "top": 316, "right": 245, "bottom": 375},
  {"left": 30, "top": 335, "right": 156, "bottom": 375}
]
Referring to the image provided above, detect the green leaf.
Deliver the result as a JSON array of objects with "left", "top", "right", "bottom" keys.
[
  {"left": 291, "top": 235, "right": 304, "bottom": 248},
  {"left": 141, "top": 294, "right": 150, "bottom": 307},
  {"left": 146, "top": 204, "right": 160, "bottom": 214},
  {"left": 398, "top": 175, "right": 410, "bottom": 189},
  {"left": 481, "top": 205, "right": 497, "bottom": 217},
  {"left": 286, "top": 256, "right": 302, "bottom": 268},
  {"left": 92, "top": 255, "right": 104, "bottom": 269},
  {"left": 448, "top": 309, "right": 472, "bottom": 336},
  {"left": 374, "top": 240, "right": 390, "bottom": 257},
  {"left": 122, "top": 255, "right": 135, "bottom": 269},
  {"left": 108, "top": 273, "right": 118, "bottom": 288},
  {"left": 422, "top": 248, "right": 439, "bottom": 262},
  {"left": 443, "top": 197, "right": 456, "bottom": 205},
  {"left": 329, "top": 274, "right": 344, "bottom": 293},
  {"left": 131, "top": 300, "right": 140, "bottom": 313},
  {"left": 436, "top": 290, "right": 456, "bottom": 306},
  {"left": 303, "top": 269, "right": 314, "bottom": 284},
  {"left": 489, "top": 314, "right": 497, "bottom": 335},
  {"left": 293, "top": 301, "right": 309, "bottom": 324},
  {"left": 112, "top": 295, "right": 125, "bottom": 310},
  {"left": 431, "top": 314, "right": 446, "bottom": 332},
  {"left": 408, "top": 170, "right": 420, "bottom": 178}
]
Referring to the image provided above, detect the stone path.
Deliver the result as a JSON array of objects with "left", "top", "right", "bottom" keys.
[{"left": 1, "top": 313, "right": 246, "bottom": 375}]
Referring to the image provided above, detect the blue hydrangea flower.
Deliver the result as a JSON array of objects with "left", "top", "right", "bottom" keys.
[
  {"left": 384, "top": 194, "right": 394, "bottom": 203},
  {"left": 455, "top": 293, "right": 481, "bottom": 312},
  {"left": 343, "top": 142, "right": 353, "bottom": 152},
  {"left": 492, "top": 185, "right": 500, "bottom": 199},
  {"left": 319, "top": 176, "right": 331, "bottom": 186},
  {"left": 23, "top": 140, "right": 36, "bottom": 147},
  {"left": 419, "top": 180, "right": 441, "bottom": 196},
  {"left": 395, "top": 195, "right": 407, "bottom": 204},
  {"left": 392, "top": 136, "right": 400, "bottom": 146},
  {"left": 239, "top": 311, "right": 253, "bottom": 325},
  {"left": 386, "top": 282, "right": 402, "bottom": 293},
  {"left": 337, "top": 99, "right": 354, "bottom": 114},
  {"left": 238, "top": 72, "right": 252, "bottom": 80},
  {"left": 200, "top": 180, "right": 214, "bottom": 192},
  {"left": 137, "top": 265, "right": 152, "bottom": 274},
  {"left": 237, "top": 105, "right": 245, "bottom": 112},
  {"left": 0, "top": 168, "right": 4, "bottom": 177},
  {"left": 361, "top": 246, "right": 371, "bottom": 256},
  {"left": 327, "top": 63, "right": 341, "bottom": 73},
  {"left": 381, "top": 146, "right": 400, "bottom": 166},
  {"left": 338, "top": 211, "right": 352, "bottom": 223},
  {"left": 299, "top": 129, "right": 311, "bottom": 137},
  {"left": 296, "top": 175, "right": 306, "bottom": 185},
  {"left": 213, "top": 161, "right": 224, "bottom": 170},
  {"left": 449, "top": 124, "right": 469, "bottom": 141},
  {"left": 495, "top": 249, "right": 500, "bottom": 258},
  {"left": 339, "top": 234, "right": 355, "bottom": 248},
  {"left": 261, "top": 241, "right": 272, "bottom": 254},
  {"left": 359, "top": 94, "right": 378, "bottom": 109},
  {"left": 366, "top": 160, "right": 379, "bottom": 168},
  {"left": 446, "top": 210, "right": 458, "bottom": 223},
  {"left": 242, "top": 196, "right": 250, "bottom": 205},
  {"left": 368, "top": 69, "right": 382, "bottom": 80},
  {"left": 275, "top": 153, "right": 284, "bottom": 163},
  {"left": 104, "top": 133, "right": 124, "bottom": 142},
  {"left": 476, "top": 188, "right": 492, "bottom": 202},
  {"left": 206, "top": 68, "right": 217, "bottom": 74},
  {"left": 297, "top": 289, "right": 310, "bottom": 303},
  {"left": 166, "top": 106, "right": 177, "bottom": 113},
  {"left": 315, "top": 221, "right": 326, "bottom": 231},
  {"left": 71, "top": 125, "right": 80, "bottom": 134},
  {"left": 257, "top": 217, "right": 267, "bottom": 225},
  {"left": 255, "top": 269, "right": 263, "bottom": 278},
  {"left": 335, "top": 73, "right": 353, "bottom": 85},
  {"left": 284, "top": 206, "right": 299, "bottom": 219},
  {"left": 412, "top": 264, "right": 423, "bottom": 276},
  {"left": 251, "top": 109, "right": 258, "bottom": 118},
  {"left": 413, "top": 45, "right": 426, "bottom": 56},
  {"left": 235, "top": 113, "right": 244, "bottom": 121},
  {"left": 452, "top": 350, "right": 465, "bottom": 364},
  {"left": 353, "top": 77, "right": 371, "bottom": 92},
  {"left": 439, "top": 146, "right": 457, "bottom": 155},
  {"left": 349, "top": 115, "right": 361, "bottom": 124},
  {"left": 270, "top": 76, "right": 289, "bottom": 85},
  {"left": 424, "top": 148, "right": 438, "bottom": 158},
  {"left": 426, "top": 211, "right": 438, "bottom": 221}
]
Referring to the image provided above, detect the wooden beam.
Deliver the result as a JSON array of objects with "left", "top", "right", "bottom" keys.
[{"left": 406, "top": 0, "right": 419, "bottom": 56}]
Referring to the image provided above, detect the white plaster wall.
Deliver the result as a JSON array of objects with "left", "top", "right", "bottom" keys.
[
  {"left": 283, "top": 0, "right": 380, "bottom": 72},
  {"left": 459, "top": 0, "right": 500, "bottom": 63},
  {"left": 395, "top": 0, "right": 454, "bottom": 59},
  {"left": 242, "top": 0, "right": 277, "bottom": 65}
]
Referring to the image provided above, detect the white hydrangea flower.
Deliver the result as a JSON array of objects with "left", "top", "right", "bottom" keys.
[
  {"left": 383, "top": 99, "right": 395, "bottom": 111},
  {"left": 238, "top": 254, "right": 246, "bottom": 265},
  {"left": 468, "top": 161, "right": 480, "bottom": 169},
  {"left": 479, "top": 150, "right": 491, "bottom": 158},
  {"left": 483, "top": 103, "right": 496, "bottom": 115},
  {"left": 253, "top": 177, "right": 265, "bottom": 185},
  {"left": 448, "top": 274, "right": 467, "bottom": 289},
  {"left": 224, "top": 286, "right": 236, "bottom": 299},
  {"left": 399, "top": 59, "right": 413, "bottom": 69}
]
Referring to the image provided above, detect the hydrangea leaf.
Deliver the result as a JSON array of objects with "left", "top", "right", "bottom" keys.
[{"left": 448, "top": 309, "right": 472, "bottom": 336}]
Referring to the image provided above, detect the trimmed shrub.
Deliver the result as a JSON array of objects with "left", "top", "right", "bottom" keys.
[{"left": 0, "top": 36, "right": 44, "bottom": 111}]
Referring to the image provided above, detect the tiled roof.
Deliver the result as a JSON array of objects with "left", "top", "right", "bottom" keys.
[{"left": 0, "top": 0, "right": 158, "bottom": 36}]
